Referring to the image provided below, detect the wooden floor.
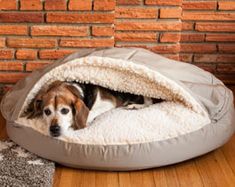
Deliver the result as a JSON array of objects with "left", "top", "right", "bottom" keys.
[{"left": 1, "top": 108, "right": 235, "bottom": 186}]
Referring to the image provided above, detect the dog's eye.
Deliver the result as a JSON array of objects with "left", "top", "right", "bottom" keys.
[
  {"left": 44, "top": 109, "right": 51, "bottom": 116},
  {"left": 61, "top": 108, "right": 69, "bottom": 115}
]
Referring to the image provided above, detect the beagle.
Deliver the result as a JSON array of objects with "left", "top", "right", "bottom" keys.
[{"left": 26, "top": 81, "right": 162, "bottom": 137}]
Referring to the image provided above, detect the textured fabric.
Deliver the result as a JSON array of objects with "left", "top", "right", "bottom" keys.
[
  {"left": 0, "top": 140, "right": 55, "bottom": 187},
  {"left": 1, "top": 47, "right": 234, "bottom": 171},
  {"left": 14, "top": 55, "right": 210, "bottom": 144}
]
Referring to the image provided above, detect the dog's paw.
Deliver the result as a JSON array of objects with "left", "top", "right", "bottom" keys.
[{"left": 124, "top": 104, "right": 145, "bottom": 110}]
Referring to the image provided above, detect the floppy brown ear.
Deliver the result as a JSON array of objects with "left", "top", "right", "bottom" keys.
[
  {"left": 26, "top": 91, "right": 44, "bottom": 119},
  {"left": 73, "top": 99, "right": 89, "bottom": 130}
]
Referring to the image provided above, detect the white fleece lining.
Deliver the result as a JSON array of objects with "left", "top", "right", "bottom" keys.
[{"left": 16, "top": 56, "right": 210, "bottom": 145}]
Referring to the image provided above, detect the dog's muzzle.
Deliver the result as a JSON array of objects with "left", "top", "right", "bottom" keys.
[{"left": 50, "top": 125, "right": 61, "bottom": 137}]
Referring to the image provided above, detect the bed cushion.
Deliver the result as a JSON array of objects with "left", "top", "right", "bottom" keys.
[{"left": 1, "top": 47, "right": 234, "bottom": 170}]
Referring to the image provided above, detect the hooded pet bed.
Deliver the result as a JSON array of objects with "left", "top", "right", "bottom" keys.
[{"left": 1, "top": 47, "right": 235, "bottom": 171}]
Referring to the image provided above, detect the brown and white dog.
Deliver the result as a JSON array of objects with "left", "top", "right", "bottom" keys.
[{"left": 26, "top": 81, "right": 162, "bottom": 137}]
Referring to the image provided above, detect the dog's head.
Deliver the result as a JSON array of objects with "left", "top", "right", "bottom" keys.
[{"left": 27, "top": 81, "right": 89, "bottom": 137}]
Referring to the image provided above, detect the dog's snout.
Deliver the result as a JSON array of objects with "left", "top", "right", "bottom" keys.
[{"left": 50, "top": 125, "right": 60, "bottom": 137}]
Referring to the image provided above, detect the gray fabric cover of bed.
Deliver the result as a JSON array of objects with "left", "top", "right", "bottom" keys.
[{"left": 1, "top": 47, "right": 234, "bottom": 171}]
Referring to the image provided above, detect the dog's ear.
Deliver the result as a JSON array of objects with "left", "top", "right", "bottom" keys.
[
  {"left": 73, "top": 99, "right": 89, "bottom": 130},
  {"left": 26, "top": 91, "right": 44, "bottom": 119},
  {"left": 66, "top": 84, "right": 88, "bottom": 129}
]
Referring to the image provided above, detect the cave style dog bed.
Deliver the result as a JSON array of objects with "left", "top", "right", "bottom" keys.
[{"left": 1, "top": 47, "right": 235, "bottom": 171}]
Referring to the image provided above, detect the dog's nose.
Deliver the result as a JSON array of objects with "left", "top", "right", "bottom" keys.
[{"left": 50, "top": 125, "right": 60, "bottom": 137}]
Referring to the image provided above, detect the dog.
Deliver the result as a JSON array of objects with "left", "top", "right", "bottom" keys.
[{"left": 26, "top": 81, "right": 162, "bottom": 137}]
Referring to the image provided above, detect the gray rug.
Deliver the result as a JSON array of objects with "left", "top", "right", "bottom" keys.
[{"left": 0, "top": 140, "right": 55, "bottom": 187}]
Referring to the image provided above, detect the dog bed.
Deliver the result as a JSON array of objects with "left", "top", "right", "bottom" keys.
[{"left": 1, "top": 47, "right": 234, "bottom": 171}]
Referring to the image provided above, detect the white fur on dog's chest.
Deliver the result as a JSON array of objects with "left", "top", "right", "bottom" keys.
[{"left": 87, "top": 90, "right": 116, "bottom": 123}]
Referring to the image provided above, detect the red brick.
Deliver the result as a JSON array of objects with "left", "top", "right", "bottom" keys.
[
  {"left": 44, "top": 0, "right": 67, "bottom": 10},
  {"left": 115, "top": 32, "right": 157, "bottom": 42},
  {"left": 216, "top": 75, "right": 235, "bottom": 85},
  {"left": 0, "top": 62, "right": 23, "bottom": 71},
  {"left": 20, "top": 0, "right": 42, "bottom": 10},
  {"left": 218, "top": 1, "right": 235, "bottom": 10},
  {"left": 196, "top": 22, "right": 235, "bottom": 32},
  {"left": 0, "top": 12, "right": 43, "bottom": 23},
  {"left": 163, "top": 54, "right": 179, "bottom": 61},
  {"left": 194, "top": 54, "right": 235, "bottom": 63},
  {"left": 194, "top": 54, "right": 217, "bottom": 62},
  {"left": 217, "top": 64, "right": 235, "bottom": 74},
  {"left": 150, "top": 44, "right": 180, "bottom": 54},
  {"left": 0, "top": 73, "right": 28, "bottom": 83},
  {"left": 16, "top": 49, "right": 37, "bottom": 60},
  {"left": 7, "top": 38, "right": 57, "bottom": 48},
  {"left": 26, "top": 62, "right": 50, "bottom": 71},
  {"left": 218, "top": 44, "right": 235, "bottom": 53},
  {"left": 160, "top": 33, "right": 181, "bottom": 43},
  {"left": 60, "top": 39, "right": 114, "bottom": 48},
  {"left": 68, "top": 0, "right": 92, "bottom": 10},
  {"left": 92, "top": 26, "right": 114, "bottom": 36},
  {"left": 196, "top": 64, "right": 216, "bottom": 73},
  {"left": 179, "top": 54, "right": 193, "bottom": 62},
  {"left": 145, "top": 0, "right": 182, "bottom": 6},
  {"left": 180, "top": 33, "right": 205, "bottom": 42},
  {"left": 115, "top": 44, "right": 148, "bottom": 49},
  {"left": 39, "top": 50, "right": 76, "bottom": 60},
  {"left": 0, "top": 38, "right": 5, "bottom": 48},
  {"left": 181, "top": 44, "right": 216, "bottom": 53},
  {"left": 182, "top": 22, "right": 194, "bottom": 31},
  {"left": 183, "top": 1, "right": 217, "bottom": 10},
  {"left": 0, "top": 0, "right": 17, "bottom": 10},
  {"left": 206, "top": 34, "right": 235, "bottom": 42},
  {"left": 116, "top": 7, "right": 157, "bottom": 19},
  {"left": 0, "top": 50, "right": 14, "bottom": 59},
  {"left": 94, "top": 0, "right": 115, "bottom": 11},
  {"left": 0, "top": 25, "right": 28, "bottom": 35},
  {"left": 182, "top": 12, "right": 235, "bottom": 21},
  {"left": 47, "top": 13, "right": 114, "bottom": 23},
  {"left": 31, "top": 26, "right": 88, "bottom": 36},
  {"left": 115, "top": 21, "right": 182, "bottom": 31},
  {"left": 117, "top": 0, "right": 141, "bottom": 5},
  {"left": 160, "top": 8, "right": 182, "bottom": 19}
]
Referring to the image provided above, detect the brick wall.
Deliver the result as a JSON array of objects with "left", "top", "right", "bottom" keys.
[
  {"left": 0, "top": 0, "right": 234, "bottom": 94},
  {"left": 181, "top": 0, "right": 235, "bottom": 87}
]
